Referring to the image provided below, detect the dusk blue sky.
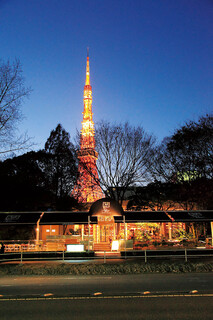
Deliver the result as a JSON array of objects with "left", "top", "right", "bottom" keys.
[{"left": 1, "top": 0, "right": 212, "bottom": 152}]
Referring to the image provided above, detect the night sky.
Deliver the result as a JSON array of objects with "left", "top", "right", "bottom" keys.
[{"left": 1, "top": 0, "right": 212, "bottom": 151}]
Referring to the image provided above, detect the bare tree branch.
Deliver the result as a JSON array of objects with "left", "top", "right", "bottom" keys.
[
  {"left": 77, "top": 120, "right": 156, "bottom": 203},
  {"left": 0, "top": 59, "right": 32, "bottom": 156}
]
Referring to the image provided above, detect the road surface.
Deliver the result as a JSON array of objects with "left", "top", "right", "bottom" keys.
[
  {"left": 0, "top": 273, "right": 213, "bottom": 319},
  {"left": 0, "top": 273, "right": 212, "bottom": 297}
]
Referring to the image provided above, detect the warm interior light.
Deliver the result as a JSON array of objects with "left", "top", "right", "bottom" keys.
[
  {"left": 66, "top": 244, "right": 84, "bottom": 252},
  {"left": 112, "top": 241, "right": 119, "bottom": 251}
]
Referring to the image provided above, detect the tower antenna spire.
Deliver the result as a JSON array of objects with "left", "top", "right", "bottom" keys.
[{"left": 85, "top": 47, "right": 90, "bottom": 85}]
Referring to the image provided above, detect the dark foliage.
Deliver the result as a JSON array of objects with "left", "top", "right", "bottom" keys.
[
  {"left": 0, "top": 124, "right": 79, "bottom": 210},
  {"left": 146, "top": 114, "right": 213, "bottom": 209},
  {"left": 127, "top": 179, "right": 213, "bottom": 210},
  {"left": 44, "top": 123, "right": 78, "bottom": 200},
  {"left": 0, "top": 151, "right": 54, "bottom": 210},
  {"left": 152, "top": 114, "right": 213, "bottom": 182}
]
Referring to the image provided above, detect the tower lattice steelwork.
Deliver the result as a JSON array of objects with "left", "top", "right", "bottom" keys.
[{"left": 72, "top": 52, "right": 103, "bottom": 203}]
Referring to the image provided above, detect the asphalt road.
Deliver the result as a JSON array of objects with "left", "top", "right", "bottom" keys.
[
  {"left": 0, "top": 296, "right": 213, "bottom": 320},
  {"left": 0, "top": 274, "right": 213, "bottom": 320},
  {"left": 0, "top": 273, "right": 213, "bottom": 297}
]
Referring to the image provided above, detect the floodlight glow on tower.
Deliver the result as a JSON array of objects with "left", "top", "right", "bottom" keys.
[{"left": 71, "top": 51, "right": 103, "bottom": 203}]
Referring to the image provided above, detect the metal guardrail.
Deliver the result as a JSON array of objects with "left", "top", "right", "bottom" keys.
[{"left": 0, "top": 249, "right": 213, "bottom": 264}]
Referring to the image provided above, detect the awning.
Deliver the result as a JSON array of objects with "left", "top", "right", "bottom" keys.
[
  {"left": 89, "top": 198, "right": 123, "bottom": 216},
  {"left": 0, "top": 212, "right": 43, "bottom": 225},
  {"left": 0, "top": 210, "right": 212, "bottom": 225},
  {"left": 166, "top": 211, "right": 213, "bottom": 222},
  {"left": 40, "top": 211, "right": 97, "bottom": 225},
  {"left": 115, "top": 211, "right": 172, "bottom": 223}
]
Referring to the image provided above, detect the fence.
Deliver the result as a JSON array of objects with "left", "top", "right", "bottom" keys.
[{"left": 1, "top": 248, "right": 213, "bottom": 264}]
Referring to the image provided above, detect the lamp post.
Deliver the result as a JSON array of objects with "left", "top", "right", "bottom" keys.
[
  {"left": 36, "top": 212, "right": 44, "bottom": 246},
  {"left": 123, "top": 215, "right": 126, "bottom": 255},
  {"left": 88, "top": 216, "right": 91, "bottom": 253}
]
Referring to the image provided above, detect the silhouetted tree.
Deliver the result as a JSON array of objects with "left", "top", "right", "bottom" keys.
[
  {"left": 44, "top": 123, "right": 78, "bottom": 201},
  {"left": 0, "top": 124, "right": 79, "bottom": 210},
  {"left": 0, "top": 150, "right": 55, "bottom": 210},
  {"left": 127, "top": 180, "right": 213, "bottom": 211},
  {"left": 151, "top": 114, "right": 213, "bottom": 182},
  {"left": 78, "top": 121, "right": 156, "bottom": 203},
  {"left": 0, "top": 59, "right": 32, "bottom": 156},
  {"left": 149, "top": 114, "right": 213, "bottom": 209}
]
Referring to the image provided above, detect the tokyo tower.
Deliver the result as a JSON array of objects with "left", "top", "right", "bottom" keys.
[{"left": 71, "top": 51, "right": 103, "bottom": 203}]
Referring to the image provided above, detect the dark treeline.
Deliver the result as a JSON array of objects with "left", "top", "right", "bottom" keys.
[
  {"left": 0, "top": 114, "right": 212, "bottom": 211},
  {"left": 0, "top": 124, "right": 79, "bottom": 210}
]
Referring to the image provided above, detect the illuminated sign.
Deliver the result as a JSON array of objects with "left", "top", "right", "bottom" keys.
[
  {"left": 4, "top": 215, "right": 21, "bottom": 222},
  {"left": 188, "top": 212, "right": 203, "bottom": 219},
  {"left": 98, "top": 215, "right": 114, "bottom": 225},
  {"left": 102, "top": 202, "right": 110, "bottom": 213},
  {"left": 111, "top": 240, "right": 119, "bottom": 251},
  {"left": 89, "top": 198, "right": 124, "bottom": 216},
  {"left": 66, "top": 244, "right": 84, "bottom": 252}
]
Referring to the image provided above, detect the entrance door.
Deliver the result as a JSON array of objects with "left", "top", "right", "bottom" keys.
[
  {"left": 99, "top": 225, "right": 114, "bottom": 242},
  {"left": 100, "top": 225, "right": 109, "bottom": 242}
]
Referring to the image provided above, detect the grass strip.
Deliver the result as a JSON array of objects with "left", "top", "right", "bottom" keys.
[{"left": 0, "top": 261, "right": 212, "bottom": 276}]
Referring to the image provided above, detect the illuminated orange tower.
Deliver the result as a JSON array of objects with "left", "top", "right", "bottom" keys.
[{"left": 72, "top": 51, "right": 103, "bottom": 203}]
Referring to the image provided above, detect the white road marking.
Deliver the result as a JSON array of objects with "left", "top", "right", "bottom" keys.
[
  {"left": 0, "top": 293, "right": 213, "bottom": 301},
  {"left": 0, "top": 285, "right": 12, "bottom": 287}
]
